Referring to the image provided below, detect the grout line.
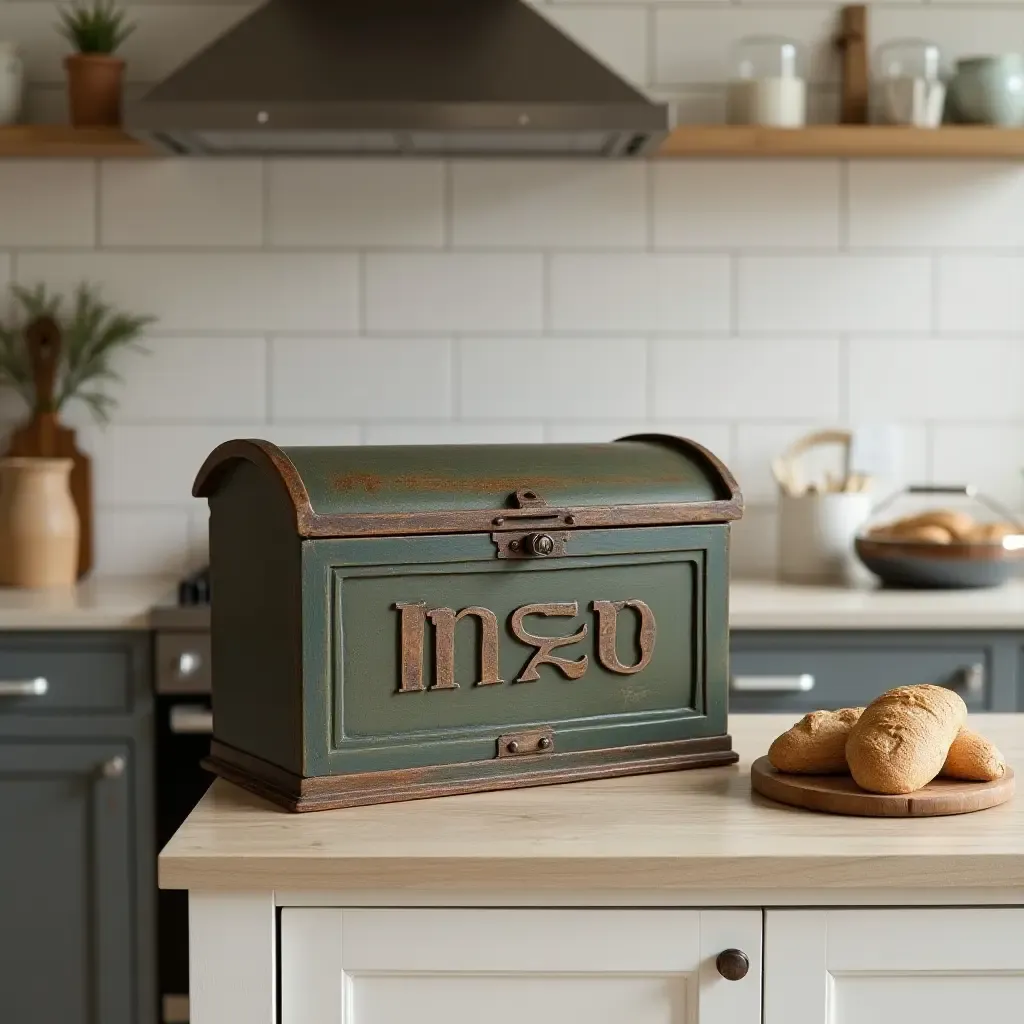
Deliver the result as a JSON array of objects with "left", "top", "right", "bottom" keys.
[
  {"left": 645, "top": 335, "right": 657, "bottom": 417},
  {"left": 357, "top": 252, "right": 368, "bottom": 334},
  {"left": 541, "top": 251, "right": 553, "bottom": 333},
  {"left": 930, "top": 252, "right": 941, "bottom": 334},
  {"left": 260, "top": 158, "right": 270, "bottom": 250},
  {"left": 729, "top": 251, "right": 740, "bottom": 337}
]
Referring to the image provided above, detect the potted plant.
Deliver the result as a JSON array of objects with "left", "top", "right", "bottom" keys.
[
  {"left": 0, "top": 281, "right": 152, "bottom": 423},
  {"left": 57, "top": 0, "right": 134, "bottom": 127}
]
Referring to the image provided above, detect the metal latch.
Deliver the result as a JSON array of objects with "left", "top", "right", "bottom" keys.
[
  {"left": 497, "top": 727, "right": 555, "bottom": 758},
  {"left": 492, "top": 530, "right": 570, "bottom": 559}
]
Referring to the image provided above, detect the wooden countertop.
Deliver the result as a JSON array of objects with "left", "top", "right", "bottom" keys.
[
  {"left": 0, "top": 576, "right": 175, "bottom": 630},
  {"left": 160, "top": 714, "right": 1024, "bottom": 893},
  {"left": 729, "top": 578, "right": 1024, "bottom": 630}
]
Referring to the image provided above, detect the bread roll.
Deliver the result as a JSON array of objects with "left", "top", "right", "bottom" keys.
[
  {"left": 967, "top": 522, "right": 1020, "bottom": 544},
  {"left": 768, "top": 707, "right": 864, "bottom": 774},
  {"left": 845, "top": 684, "right": 967, "bottom": 794},
  {"left": 893, "top": 510, "right": 975, "bottom": 541},
  {"left": 942, "top": 729, "right": 1006, "bottom": 782},
  {"left": 896, "top": 524, "right": 954, "bottom": 544}
]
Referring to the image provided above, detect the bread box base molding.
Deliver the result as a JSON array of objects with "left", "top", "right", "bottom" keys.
[
  {"left": 194, "top": 434, "right": 743, "bottom": 812},
  {"left": 205, "top": 734, "right": 738, "bottom": 812}
]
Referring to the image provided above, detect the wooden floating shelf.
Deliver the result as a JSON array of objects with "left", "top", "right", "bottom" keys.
[
  {"left": 0, "top": 125, "right": 153, "bottom": 158},
  {"left": 657, "top": 125, "right": 1024, "bottom": 159},
  {"left": 5, "top": 122, "right": 1024, "bottom": 161}
]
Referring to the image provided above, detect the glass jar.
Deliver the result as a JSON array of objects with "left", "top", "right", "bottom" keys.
[
  {"left": 727, "top": 36, "right": 806, "bottom": 127},
  {"left": 874, "top": 38, "right": 945, "bottom": 126}
]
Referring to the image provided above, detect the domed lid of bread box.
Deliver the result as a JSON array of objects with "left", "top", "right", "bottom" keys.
[{"left": 193, "top": 434, "right": 742, "bottom": 538}]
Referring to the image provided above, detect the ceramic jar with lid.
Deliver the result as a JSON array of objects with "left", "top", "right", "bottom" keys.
[
  {"left": 727, "top": 36, "right": 807, "bottom": 127},
  {"left": 0, "top": 42, "right": 24, "bottom": 125},
  {"left": 875, "top": 38, "right": 945, "bottom": 127}
]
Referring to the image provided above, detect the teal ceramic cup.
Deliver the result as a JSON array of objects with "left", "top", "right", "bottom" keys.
[{"left": 948, "top": 54, "right": 1024, "bottom": 125}]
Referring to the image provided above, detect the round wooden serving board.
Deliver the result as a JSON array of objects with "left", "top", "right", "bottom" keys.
[{"left": 750, "top": 756, "right": 1015, "bottom": 817}]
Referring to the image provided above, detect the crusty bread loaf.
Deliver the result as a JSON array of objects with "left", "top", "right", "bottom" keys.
[
  {"left": 768, "top": 707, "right": 864, "bottom": 774},
  {"left": 942, "top": 728, "right": 1006, "bottom": 782},
  {"left": 846, "top": 684, "right": 967, "bottom": 794}
]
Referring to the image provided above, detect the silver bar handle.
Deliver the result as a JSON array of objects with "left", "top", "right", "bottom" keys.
[
  {"left": 953, "top": 663, "right": 985, "bottom": 698},
  {"left": 169, "top": 704, "right": 213, "bottom": 735},
  {"left": 0, "top": 677, "right": 48, "bottom": 697},
  {"left": 731, "top": 674, "right": 815, "bottom": 693}
]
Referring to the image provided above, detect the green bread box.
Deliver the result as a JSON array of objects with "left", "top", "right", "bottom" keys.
[{"left": 194, "top": 434, "right": 743, "bottom": 811}]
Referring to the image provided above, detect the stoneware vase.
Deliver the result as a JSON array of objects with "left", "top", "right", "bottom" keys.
[
  {"left": 0, "top": 458, "right": 80, "bottom": 589},
  {"left": 65, "top": 53, "right": 125, "bottom": 127},
  {"left": 948, "top": 55, "right": 1024, "bottom": 126},
  {"left": 0, "top": 41, "right": 23, "bottom": 125}
]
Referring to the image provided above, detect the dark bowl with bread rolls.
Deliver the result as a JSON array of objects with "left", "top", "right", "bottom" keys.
[{"left": 855, "top": 486, "right": 1024, "bottom": 589}]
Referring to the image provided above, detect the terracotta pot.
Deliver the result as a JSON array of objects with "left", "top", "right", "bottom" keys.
[
  {"left": 0, "top": 458, "right": 80, "bottom": 589},
  {"left": 64, "top": 53, "right": 124, "bottom": 127}
]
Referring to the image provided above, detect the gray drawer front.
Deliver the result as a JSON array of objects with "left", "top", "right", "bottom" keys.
[
  {"left": 0, "top": 639, "right": 133, "bottom": 715},
  {"left": 729, "top": 641, "right": 990, "bottom": 713},
  {"left": 155, "top": 632, "right": 211, "bottom": 694}
]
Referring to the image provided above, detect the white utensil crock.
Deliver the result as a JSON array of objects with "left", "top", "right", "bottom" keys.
[
  {"left": 727, "top": 77, "right": 807, "bottom": 127},
  {"left": 778, "top": 492, "right": 874, "bottom": 585},
  {"left": 0, "top": 42, "right": 23, "bottom": 126}
]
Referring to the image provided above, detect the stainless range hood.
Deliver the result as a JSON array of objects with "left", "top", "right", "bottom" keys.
[{"left": 125, "top": 0, "right": 669, "bottom": 158}]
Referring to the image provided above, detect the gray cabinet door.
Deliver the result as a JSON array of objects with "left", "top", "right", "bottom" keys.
[{"left": 0, "top": 741, "right": 133, "bottom": 1024}]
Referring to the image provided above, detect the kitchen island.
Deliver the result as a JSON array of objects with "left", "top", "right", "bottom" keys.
[{"left": 164, "top": 714, "right": 1024, "bottom": 1024}]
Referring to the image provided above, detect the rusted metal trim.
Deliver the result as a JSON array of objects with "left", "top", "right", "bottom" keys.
[
  {"left": 616, "top": 433, "right": 743, "bottom": 508},
  {"left": 192, "top": 438, "right": 316, "bottom": 534},
  {"left": 204, "top": 735, "right": 738, "bottom": 813},
  {"left": 192, "top": 435, "right": 743, "bottom": 539}
]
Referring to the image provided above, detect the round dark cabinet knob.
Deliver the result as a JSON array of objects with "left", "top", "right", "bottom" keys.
[
  {"left": 526, "top": 533, "right": 555, "bottom": 556},
  {"left": 715, "top": 949, "right": 749, "bottom": 981}
]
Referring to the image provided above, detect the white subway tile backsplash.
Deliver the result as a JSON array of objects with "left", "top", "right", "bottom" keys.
[
  {"left": 655, "top": 7, "right": 840, "bottom": 85},
  {"left": 872, "top": 8, "right": 1024, "bottom": 75},
  {"left": 849, "top": 338, "right": 1024, "bottom": 421},
  {"left": 848, "top": 162, "right": 1024, "bottom": 249},
  {"left": 5, "top": 5, "right": 1024, "bottom": 575},
  {"left": 738, "top": 256, "right": 932, "bottom": 333},
  {"left": 541, "top": 6, "right": 650, "bottom": 85},
  {"left": 932, "top": 425, "right": 1024, "bottom": 509},
  {"left": 15, "top": 253, "right": 359, "bottom": 332},
  {"left": 100, "top": 161, "right": 264, "bottom": 247},
  {"left": 270, "top": 337, "right": 452, "bottom": 420},
  {"left": 93, "top": 509, "right": 191, "bottom": 576},
  {"left": 461, "top": 338, "right": 647, "bottom": 419},
  {"left": 546, "top": 421, "right": 733, "bottom": 460},
  {"left": 550, "top": 254, "right": 730, "bottom": 332},
  {"left": 0, "top": 162, "right": 95, "bottom": 247},
  {"left": 0, "top": 3, "right": 251, "bottom": 83},
  {"left": 452, "top": 162, "right": 647, "bottom": 248},
  {"left": 267, "top": 161, "right": 445, "bottom": 247},
  {"left": 653, "top": 162, "right": 841, "bottom": 248},
  {"left": 652, "top": 338, "right": 841, "bottom": 419},
  {"left": 365, "top": 254, "right": 543, "bottom": 333},
  {"left": 364, "top": 423, "right": 545, "bottom": 445},
  {"left": 937, "top": 256, "right": 1024, "bottom": 333},
  {"left": 115, "top": 337, "right": 267, "bottom": 422}
]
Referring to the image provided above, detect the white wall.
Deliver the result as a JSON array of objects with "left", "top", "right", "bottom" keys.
[{"left": 1, "top": 0, "right": 1023, "bottom": 576}]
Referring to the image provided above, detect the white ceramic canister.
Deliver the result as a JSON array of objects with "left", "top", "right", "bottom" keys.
[
  {"left": 778, "top": 491, "right": 874, "bottom": 585},
  {"left": 0, "top": 42, "right": 24, "bottom": 126}
]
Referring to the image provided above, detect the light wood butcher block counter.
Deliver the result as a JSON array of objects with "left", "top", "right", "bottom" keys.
[{"left": 161, "top": 713, "right": 1024, "bottom": 895}]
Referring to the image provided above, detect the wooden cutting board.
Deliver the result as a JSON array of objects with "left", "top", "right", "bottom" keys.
[
  {"left": 5, "top": 318, "right": 93, "bottom": 577},
  {"left": 751, "top": 755, "right": 1015, "bottom": 817}
]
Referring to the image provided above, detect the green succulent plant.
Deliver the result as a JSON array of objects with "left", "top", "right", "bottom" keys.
[
  {"left": 57, "top": 0, "right": 135, "bottom": 55},
  {"left": 0, "top": 282, "right": 153, "bottom": 424}
]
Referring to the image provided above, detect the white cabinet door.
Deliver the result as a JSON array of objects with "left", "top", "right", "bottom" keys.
[
  {"left": 282, "top": 908, "right": 761, "bottom": 1024},
  {"left": 766, "top": 908, "right": 1024, "bottom": 1024}
]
